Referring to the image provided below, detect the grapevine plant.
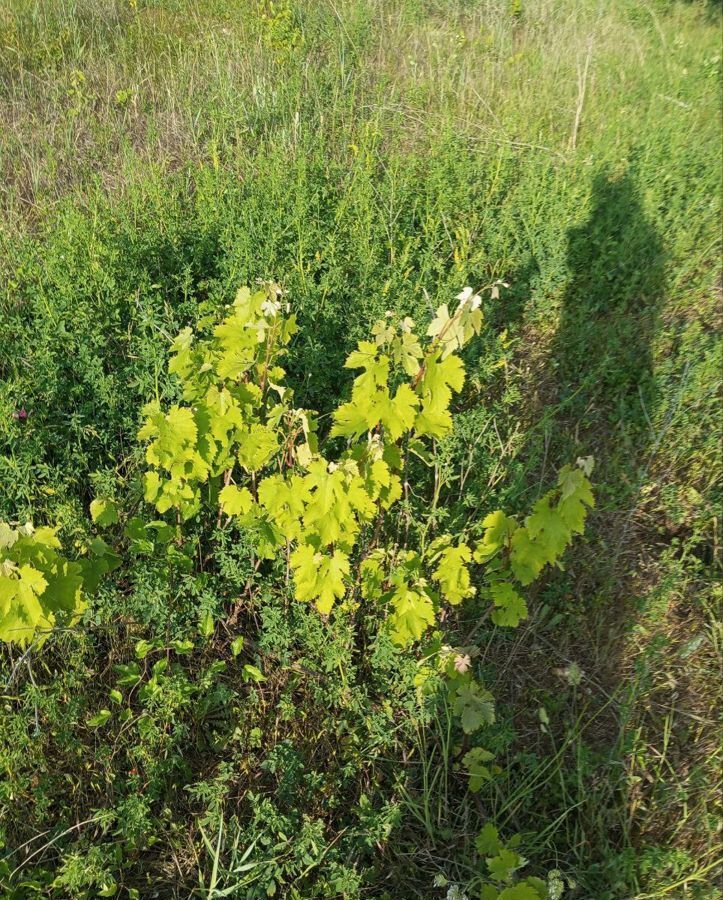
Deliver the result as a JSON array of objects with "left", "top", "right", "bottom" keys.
[{"left": 0, "top": 283, "right": 594, "bottom": 898}]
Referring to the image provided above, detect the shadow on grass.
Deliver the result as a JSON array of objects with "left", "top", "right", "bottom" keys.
[
  {"left": 548, "top": 169, "right": 668, "bottom": 893},
  {"left": 552, "top": 169, "right": 664, "bottom": 457},
  {"left": 490, "top": 168, "right": 677, "bottom": 895}
]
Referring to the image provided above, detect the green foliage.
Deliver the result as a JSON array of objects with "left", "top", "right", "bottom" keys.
[
  {"left": 1, "top": 280, "right": 594, "bottom": 896},
  {"left": 0, "top": 0, "right": 718, "bottom": 895},
  {"left": 135, "top": 284, "right": 490, "bottom": 631},
  {"left": 462, "top": 746, "right": 495, "bottom": 792},
  {"left": 0, "top": 521, "right": 98, "bottom": 646},
  {"left": 135, "top": 284, "right": 592, "bottom": 660},
  {"left": 472, "top": 465, "right": 595, "bottom": 628},
  {"left": 454, "top": 681, "right": 496, "bottom": 734}
]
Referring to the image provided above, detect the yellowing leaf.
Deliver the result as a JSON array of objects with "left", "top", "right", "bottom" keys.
[
  {"left": 557, "top": 465, "right": 594, "bottom": 533},
  {"left": 509, "top": 528, "right": 548, "bottom": 586},
  {"left": 90, "top": 498, "right": 119, "bottom": 527},
  {"left": 331, "top": 396, "right": 375, "bottom": 440},
  {"left": 302, "top": 462, "right": 373, "bottom": 547},
  {"left": 426, "top": 303, "right": 451, "bottom": 340},
  {"left": 388, "top": 586, "right": 435, "bottom": 647},
  {"left": 213, "top": 309, "right": 258, "bottom": 380},
  {"left": 0, "top": 524, "right": 86, "bottom": 647},
  {"left": 344, "top": 341, "right": 379, "bottom": 369},
  {"left": 219, "top": 484, "right": 254, "bottom": 516},
  {"left": 474, "top": 511, "right": 517, "bottom": 563},
  {"left": 433, "top": 543, "right": 475, "bottom": 605},
  {"left": 525, "top": 496, "right": 570, "bottom": 564},
  {"left": 258, "top": 474, "right": 309, "bottom": 539},
  {"left": 0, "top": 523, "right": 19, "bottom": 551},
  {"left": 291, "top": 544, "right": 349, "bottom": 614},
  {"left": 143, "top": 471, "right": 161, "bottom": 503},
  {"left": 237, "top": 424, "right": 278, "bottom": 472},
  {"left": 393, "top": 329, "right": 423, "bottom": 376},
  {"left": 414, "top": 352, "right": 465, "bottom": 439},
  {"left": 360, "top": 551, "right": 386, "bottom": 600}
]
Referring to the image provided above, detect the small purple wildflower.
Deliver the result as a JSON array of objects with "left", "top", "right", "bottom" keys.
[{"left": 12, "top": 407, "right": 28, "bottom": 421}]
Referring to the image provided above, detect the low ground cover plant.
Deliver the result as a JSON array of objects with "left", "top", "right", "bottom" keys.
[
  {"left": 1, "top": 283, "right": 594, "bottom": 897},
  {"left": 0, "top": 0, "right": 720, "bottom": 896}
]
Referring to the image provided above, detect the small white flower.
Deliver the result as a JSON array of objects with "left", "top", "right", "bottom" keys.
[
  {"left": 261, "top": 298, "right": 281, "bottom": 318},
  {"left": 456, "top": 286, "right": 481, "bottom": 310},
  {"left": 446, "top": 886, "right": 469, "bottom": 900},
  {"left": 490, "top": 280, "right": 510, "bottom": 301}
]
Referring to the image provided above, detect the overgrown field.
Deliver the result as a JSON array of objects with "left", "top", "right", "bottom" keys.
[{"left": 0, "top": 0, "right": 721, "bottom": 897}]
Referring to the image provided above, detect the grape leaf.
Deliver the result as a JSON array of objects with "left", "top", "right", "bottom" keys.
[
  {"left": 463, "top": 747, "right": 495, "bottom": 792},
  {"left": 525, "top": 496, "right": 570, "bottom": 564},
  {"left": 331, "top": 396, "right": 376, "bottom": 440},
  {"left": 219, "top": 485, "right": 254, "bottom": 516},
  {"left": 474, "top": 511, "right": 517, "bottom": 563},
  {"left": 90, "top": 498, "right": 119, "bottom": 527},
  {"left": 488, "top": 582, "right": 528, "bottom": 627},
  {"left": 0, "top": 526, "right": 86, "bottom": 646},
  {"left": 344, "top": 341, "right": 379, "bottom": 370},
  {"left": 414, "top": 352, "right": 465, "bottom": 438},
  {"left": 388, "top": 585, "right": 435, "bottom": 647},
  {"left": 291, "top": 544, "right": 349, "bottom": 615},
  {"left": 242, "top": 664, "right": 266, "bottom": 683},
  {"left": 87, "top": 709, "right": 112, "bottom": 728},
  {"left": 557, "top": 465, "right": 595, "bottom": 534},
  {"left": 0, "top": 522, "right": 19, "bottom": 550},
  {"left": 487, "top": 848, "right": 522, "bottom": 882},
  {"left": 237, "top": 424, "right": 278, "bottom": 472},
  {"left": 302, "top": 461, "right": 374, "bottom": 547},
  {"left": 379, "top": 383, "right": 419, "bottom": 441},
  {"left": 360, "top": 551, "right": 386, "bottom": 600},
  {"left": 258, "top": 474, "right": 310, "bottom": 539},
  {"left": 433, "top": 543, "right": 476, "bottom": 605},
  {"left": 476, "top": 823, "right": 503, "bottom": 856},
  {"left": 454, "top": 682, "right": 496, "bottom": 733},
  {"left": 498, "top": 884, "right": 543, "bottom": 900},
  {"left": 509, "top": 528, "right": 548, "bottom": 586}
]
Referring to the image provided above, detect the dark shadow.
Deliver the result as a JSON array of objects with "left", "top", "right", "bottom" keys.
[
  {"left": 473, "top": 168, "right": 671, "bottom": 894},
  {"left": 550, "top": 169, "right": 664, "bottom": 460},
  {"left": 519, "top": 171, "right": 668, "bottom": 891},
  {"left": 488, "top": 250, "right": 540, "bottom": 335}
]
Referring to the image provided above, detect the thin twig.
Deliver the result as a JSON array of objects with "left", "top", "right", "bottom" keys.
[{"left": 9, "top": 817, "right": 103, "bottom": 878}]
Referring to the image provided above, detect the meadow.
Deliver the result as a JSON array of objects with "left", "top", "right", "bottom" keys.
[{"left": 0, "top": 0, "right": 721, "bottom": 897}]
